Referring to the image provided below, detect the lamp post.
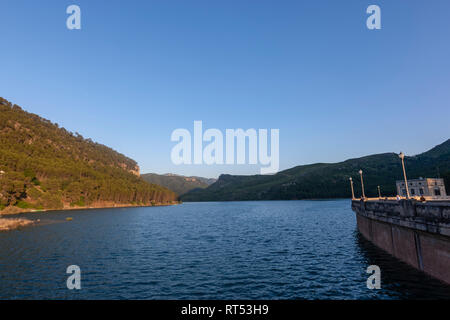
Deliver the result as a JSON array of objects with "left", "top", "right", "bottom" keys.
[
  {"left": 349, "top": 177, "right": 355, "bottom": 200},
  {"left": 399, "top": 152, "right": 410, "bottom": 199},
  {"left": 359, "top": 170, "right": 366, "bottom": 199},
  {"left": 377, "top": 185, "right": 381, "bottom": 198}
]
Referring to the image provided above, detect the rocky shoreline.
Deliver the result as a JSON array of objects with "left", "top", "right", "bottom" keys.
[
  {"left": 0, "top": 218, "right": 35, "bottom": 231},
  {"left": 1, "top": 201, "right": 180, "bottom": 214},
  {"left": 0, "top": 201, "right": 180, "bottom": 231}
]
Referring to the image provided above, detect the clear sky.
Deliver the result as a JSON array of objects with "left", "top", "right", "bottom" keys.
[{"left": 1, "top": 0, "right": 449, "bottom": 178}]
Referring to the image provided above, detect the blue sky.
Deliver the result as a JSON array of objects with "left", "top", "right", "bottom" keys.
[{"left": 1, "top": 0, "right": 449, "bottom": 178}]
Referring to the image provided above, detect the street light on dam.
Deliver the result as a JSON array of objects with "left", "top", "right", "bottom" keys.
[
  {"left": 349, "top": 177, "right": 355, "bottom": 200},
  {"left": 359, "top": 170, "right": 366, "bottom": 199},
  {"left": 377, "top": 185, "right": 381, "bottom": 198},
  {"left": 399, "top": 152, "right": 410, "bottom": 199}
]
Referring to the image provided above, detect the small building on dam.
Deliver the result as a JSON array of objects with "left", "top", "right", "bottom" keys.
[{"left": 396, "top": 178, "right": 447, "bottom": 199}]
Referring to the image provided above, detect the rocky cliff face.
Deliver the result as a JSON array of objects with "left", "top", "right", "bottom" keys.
[
  {"left": 118, "top": 163, "right": 140, "bottom": 176},
  {"left": 131, "top": 165, "right": 140, "bottom": 176}
]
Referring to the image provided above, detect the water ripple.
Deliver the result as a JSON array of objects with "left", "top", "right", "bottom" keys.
[{"left": 0, "top": 200, "right": 449, "bottom": 299}]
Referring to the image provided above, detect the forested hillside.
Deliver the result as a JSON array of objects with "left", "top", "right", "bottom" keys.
[
  {"left": 0, "top": 97, "right": 177, "bottom": 212},
  {"left": 181, "top": 139, "right": 450, "bottom": 202}
]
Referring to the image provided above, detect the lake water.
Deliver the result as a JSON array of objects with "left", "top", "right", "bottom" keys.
[{"left": 0, "top": 200, "right": 449, "bottom": 299}]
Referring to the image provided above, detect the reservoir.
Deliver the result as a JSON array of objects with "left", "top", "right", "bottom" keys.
[{"left": 0, "top": 200, "right": 449, "bottom": 299}]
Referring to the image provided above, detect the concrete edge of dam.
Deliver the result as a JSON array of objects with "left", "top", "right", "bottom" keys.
[{"left": 351, "top": 199, "right": 450, "bottom": 285}]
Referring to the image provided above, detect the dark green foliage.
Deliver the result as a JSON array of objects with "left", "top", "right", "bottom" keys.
[
  {"left": 181, "top": 140, "right": 450, "bottom": 202},
  {"left": 15, "top": 200, "right": 34, "bottom": 209},
  {"left": 0, "top": 97, "right": 177, "bottom": 210},
  {"left": 71, "top": 197, "right": 86, "bottom": 207},
  {"left": 141, "top": 173, "right": 215, "bottom": 196}
]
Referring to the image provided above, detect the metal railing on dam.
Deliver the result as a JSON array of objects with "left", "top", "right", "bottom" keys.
[{"left": 352, "top": 198, "right": 450, "bottom": 285}]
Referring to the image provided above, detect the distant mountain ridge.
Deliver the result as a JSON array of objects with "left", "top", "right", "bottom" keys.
[
  {"left": 162, "top": 173, "right": 217, "bottom": 185},
  {"left": 181, "top": 139, "right": 450, "bottom": 202},
  {"left": 0, "top": 97, "right": 177, "bottom": 212},
  {"left": 141, "top": 173, "right": 216, "bottom": 196}
]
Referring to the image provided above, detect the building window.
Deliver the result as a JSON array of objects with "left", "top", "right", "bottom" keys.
[
  {"left": 435, "top": 189, "right": 441, "bottom": 196},
  {"left": 411, "top": 189, "right": 415, "bottom": 195},
  {"left": 420, "top": 188, "right": 424, "bottom": 195},
  {"left": 402, "top": 189, "right": 407, "bottom": 196}
]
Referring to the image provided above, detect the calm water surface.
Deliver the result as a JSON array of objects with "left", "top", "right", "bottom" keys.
[{"left": 0, "top": 200, "right": 449, "bottom": 299}]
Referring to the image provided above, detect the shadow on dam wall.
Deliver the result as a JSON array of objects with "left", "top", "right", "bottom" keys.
[
  {"left": 354, "top": 230, "right": 450, "bottom": 299},
  {"left": 352, "top": 199, "right": 450, "bottom": 285}
]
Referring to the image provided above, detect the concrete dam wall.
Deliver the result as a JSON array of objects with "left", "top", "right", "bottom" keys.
[{"left": 352, "top": 199, "right": 450, "bottom": 285}]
